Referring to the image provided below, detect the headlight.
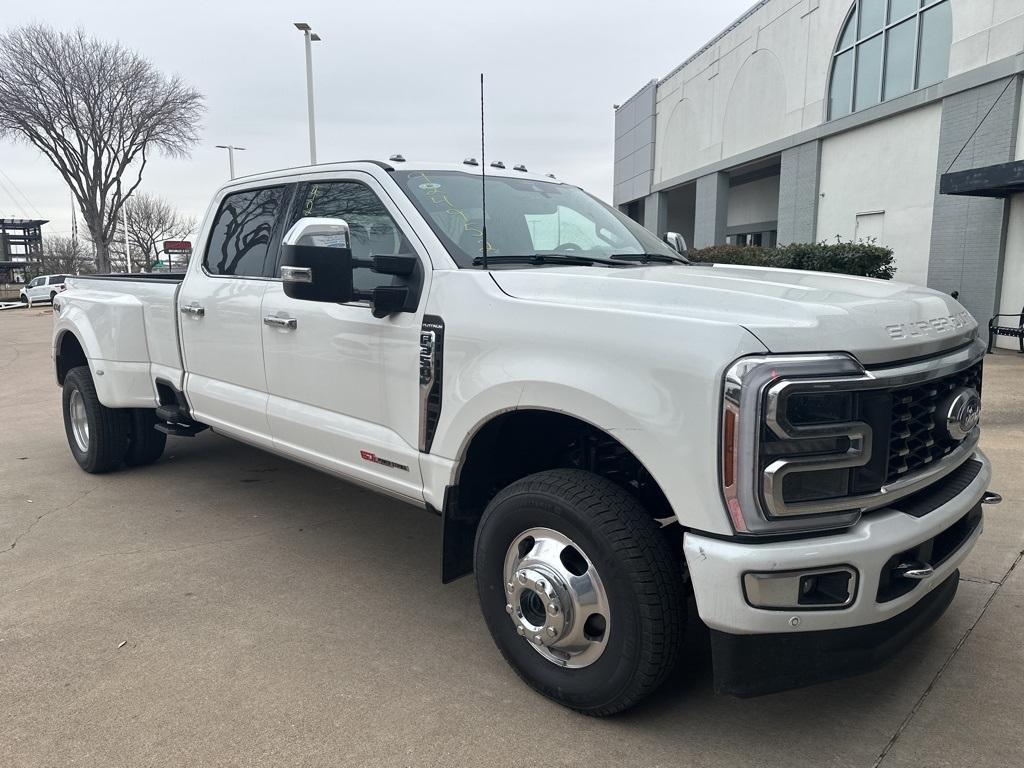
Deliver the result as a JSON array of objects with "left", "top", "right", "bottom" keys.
[
  {"left": 721, "top": 354, "right": 874, "bottom": 535},
  {"left": 722, "top": 342, "right": 987, "bottom": 536}
]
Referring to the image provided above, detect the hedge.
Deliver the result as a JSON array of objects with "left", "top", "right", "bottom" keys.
[{"left": 688, "top": 241, "right": 896, "bottom": 280}]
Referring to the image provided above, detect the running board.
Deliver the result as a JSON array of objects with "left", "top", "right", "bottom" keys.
[
  {"left": 155, "top": 421, "right": 208, "bottom": 437},
  {"left": 154, "top": 403, "right": 208, "bottom": 437}
]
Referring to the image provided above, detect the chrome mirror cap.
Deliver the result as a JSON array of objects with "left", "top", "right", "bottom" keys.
[
  {"left": 282, "top": 217, "right": 350, "bottom": 249},
  {"left": 663, "top": 232, "right": 688, "bottom": 254}
]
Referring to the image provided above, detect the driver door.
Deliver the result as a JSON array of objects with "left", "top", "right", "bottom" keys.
[{"left": 261, "top": 173, "right": 428, "bottom": 501}]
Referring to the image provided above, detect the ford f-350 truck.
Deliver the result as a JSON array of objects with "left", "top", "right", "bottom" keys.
[{"left": 52, "top": 159, "right": 997, "bottom": 715}]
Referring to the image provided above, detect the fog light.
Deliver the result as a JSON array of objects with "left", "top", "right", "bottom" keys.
[{"left": 744, "top": 566, "right": 857, "bottom": 610}]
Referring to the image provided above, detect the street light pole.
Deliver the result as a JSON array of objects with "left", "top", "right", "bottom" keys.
[
  {"left": 122, "top": 204, "right": 132, "bottom": 274},
  {"left": 294, "top": 23, "right": 321, "bottom": 165},
  {"left": 215, "top": 144, "right": 247, "bottom": 179}
]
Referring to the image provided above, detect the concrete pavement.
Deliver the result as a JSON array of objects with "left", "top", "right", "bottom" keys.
[{"left": 1, "top": 308, "right": 1022, "bottom": 767}]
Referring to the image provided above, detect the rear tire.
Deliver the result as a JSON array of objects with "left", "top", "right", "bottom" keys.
[
  {"left": 62, "top": 366, "right": 128, "bottom": 474},
  {"left": 124, "top": 409, "right": 167, "bottom": 466},
  {"left": 474, "top": 469, "right": 685, "bottom": 716},
  {"left": 49, "top": 291, "right": 57, "bottom": 302}
]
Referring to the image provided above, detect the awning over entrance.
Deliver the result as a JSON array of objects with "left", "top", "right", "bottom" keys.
[{"left": 940, "top": 159, "right": 1024, "bottom": 198}]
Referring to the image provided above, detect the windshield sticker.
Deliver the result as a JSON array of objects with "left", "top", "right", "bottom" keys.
[{"left": 413, "top": 172, "right": 495, "bottom": 256}]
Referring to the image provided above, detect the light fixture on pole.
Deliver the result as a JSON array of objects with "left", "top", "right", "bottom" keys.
[
  {"left": 294, "top": 22, "right": 321, "bottom": 165},
  {"left": 215, "top": 144, "right": 247, "bottom": 179}
]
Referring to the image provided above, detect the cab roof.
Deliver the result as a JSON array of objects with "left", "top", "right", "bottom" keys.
[{"left": 220, "top": 159, "right": 564, "bottom": 191}]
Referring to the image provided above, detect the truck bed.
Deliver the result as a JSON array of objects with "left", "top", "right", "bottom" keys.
[{"left": 59, "top": 274, "right": 186, "bottom": 406}]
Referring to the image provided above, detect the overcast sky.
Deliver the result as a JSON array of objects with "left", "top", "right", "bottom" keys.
[{"left": 0, "top": 0, "right": 752, "bottom": 243}]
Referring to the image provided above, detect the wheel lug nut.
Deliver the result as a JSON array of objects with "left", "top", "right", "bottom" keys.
[
  {"left": 505, "top": 603, "right": 513, "bottom": 615},
  {"left": 533, "top": 634, "right": 543, "bottom": 645},
  {"left": 548, "top": 604, "right": 559, "bottom": 615},
  {"left": 517, "top": 571, "right": 528, "bottom": 585},
  {"left": 547, "top": 626, "right": 557, "bottom": 637},
  {"left": 537, "top": 580, "right": 546, "bottom": 590},
  {"left": 506, "top": 582, "right": 514, "bottom": 594},
  {"left": 517, "top": 626, "right": 525, "bottom": 636}
]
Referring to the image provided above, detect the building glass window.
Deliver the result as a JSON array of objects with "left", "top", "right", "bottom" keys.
[{"left": 828, "top": 0, "right": 952, "bottom": 120}]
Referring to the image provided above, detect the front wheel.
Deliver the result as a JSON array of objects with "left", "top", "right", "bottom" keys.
[
  {"left": 474, "top": 469, "right": 685, "bottom": 716},
  {"left": 62, "top": 366, "right": 128, "bottom": 473}
]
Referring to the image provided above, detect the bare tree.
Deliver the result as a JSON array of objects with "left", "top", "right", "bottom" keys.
[
  {"left": 34, "top": 234, "right": 94, "bottom": 276},
  {"left": 107, "top": 193, "right": 196, "bottom": 272},
  {"left": 0, "top": 25, "right": 204, "bottom": 273}
]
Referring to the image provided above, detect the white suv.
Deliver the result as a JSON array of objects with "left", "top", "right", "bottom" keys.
[{"left": 20, "top": 274, "right": 68, "bottom": 305}]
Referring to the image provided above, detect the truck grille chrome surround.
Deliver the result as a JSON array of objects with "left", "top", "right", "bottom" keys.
[{"left": 721, "top": 339, "right": 986, "bottom": 536}]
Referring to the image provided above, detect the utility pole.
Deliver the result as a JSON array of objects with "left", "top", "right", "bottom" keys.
[
  {"left": 215, "top": 144, "right": 247, "bottom": 179},
  {"left": 294, "top": 23, "right": 321, "bottom": 165},
  {"left": 122, "top": 204, "right": 132, "bottom": 273}
]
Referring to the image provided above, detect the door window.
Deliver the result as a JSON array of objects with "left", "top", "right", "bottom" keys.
[
  {"left": 293, "top": 181, "right": 413, "bottom": 293},
  {"left": 204, "top": 186, "right": 287, "bottom": 277}
]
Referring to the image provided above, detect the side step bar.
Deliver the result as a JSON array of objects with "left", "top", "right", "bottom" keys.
[{"left": 153, "top": 385, "right": 208, "bottom": 437}]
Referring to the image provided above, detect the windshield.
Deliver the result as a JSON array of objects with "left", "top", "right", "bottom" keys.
[{"left": 394, "top": 170, "right": 681, "bottom": 268}]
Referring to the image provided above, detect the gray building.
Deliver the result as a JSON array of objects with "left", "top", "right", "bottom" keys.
[{"left": 614, "top": 0, "right": 1024, "bottom": 348}]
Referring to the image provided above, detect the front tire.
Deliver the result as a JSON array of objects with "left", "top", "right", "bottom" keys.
[
  {"left": 62, "top": 366, "right": 128, "bottom": 473},
  {"left": 474, "top": 469, "right": 685, "bottom": 716}
]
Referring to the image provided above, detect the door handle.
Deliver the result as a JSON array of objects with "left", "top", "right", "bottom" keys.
[
  {"left": 263, "top": 315, "right": 297, "bottom": 330},
  {"left": 180, "top": 304, "right": 205, "bottom": 317}
]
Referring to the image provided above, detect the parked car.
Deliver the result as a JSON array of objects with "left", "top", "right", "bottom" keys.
[
  {"left": 50, "top": 160, "right": 997, "bottom": 715},
  {"left": 21, "top": 274, "right": 68, "bottom": 305}
]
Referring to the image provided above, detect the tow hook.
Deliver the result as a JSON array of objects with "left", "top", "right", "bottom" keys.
[
  {"left": 982, "top": 491, "right": 1002, "bottom": 505},
  {"left": 894, "top": 561, "right": 934, "bottom": 580}
]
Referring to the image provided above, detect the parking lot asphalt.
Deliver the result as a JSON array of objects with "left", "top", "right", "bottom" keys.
[{"left": 1, "top": 308, "right": 1022, "bottom": 768}]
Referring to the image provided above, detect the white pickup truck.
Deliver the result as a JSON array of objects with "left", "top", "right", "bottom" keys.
[{"left": 52, "top": 159, "right": 997, "bottom": 715}]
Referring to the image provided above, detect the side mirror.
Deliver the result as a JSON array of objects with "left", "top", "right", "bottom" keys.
[
  {"left": 663, "top": 232, "right": 688, "bottom": 254},
  {"left": 279, "top": 217, "right": 423, "bottom": 316},
  {"left": 280, "top": 217, "right": 355, "bottom": 303}
]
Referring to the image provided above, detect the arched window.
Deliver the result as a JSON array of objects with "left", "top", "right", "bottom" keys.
[{"left": 828, "top": 0, "right": 952, "bottom": 120}]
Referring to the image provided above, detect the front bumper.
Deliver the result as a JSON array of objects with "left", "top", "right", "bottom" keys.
[
  {"left": 683, "top": 451, "right": 989, "bottom": 695},
  {"left": 710, "top": 570, "right": 960, "bottom": 696}
]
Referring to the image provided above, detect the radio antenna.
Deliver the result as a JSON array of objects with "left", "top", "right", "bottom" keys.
[{"left": 479, "top": 73, "right": 489, "bottom": 270}]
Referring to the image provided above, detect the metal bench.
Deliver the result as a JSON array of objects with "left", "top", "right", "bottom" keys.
[{"left": 988, "top": 306, "right": 1024, "bottom": 353}]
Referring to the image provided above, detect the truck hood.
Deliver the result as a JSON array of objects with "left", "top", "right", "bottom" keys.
[{"left": 489, "top": 263, "right": 978, "bottom": 365}]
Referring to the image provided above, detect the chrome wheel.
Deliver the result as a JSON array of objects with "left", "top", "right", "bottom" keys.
[
  {"left": 69, "top": 389, "right": 90, "bottom": 453},
  {"left": 503, "top": 527, "right": 610, "bottom": 669}
]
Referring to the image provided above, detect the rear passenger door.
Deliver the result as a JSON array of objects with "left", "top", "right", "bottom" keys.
[{"left": 179, "top": 183, "right": 291, "bottom": 448}]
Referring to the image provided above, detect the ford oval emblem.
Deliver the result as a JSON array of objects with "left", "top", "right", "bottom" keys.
[{"left": 945, "top": 388, "right": 981, "bottom": 441}]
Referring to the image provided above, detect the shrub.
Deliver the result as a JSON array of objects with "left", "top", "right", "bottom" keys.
[{"left": 688, "top": 240, "right": 896, "bottom": 280}]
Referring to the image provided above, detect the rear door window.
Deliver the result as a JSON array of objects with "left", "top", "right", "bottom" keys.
[{"left": 204, "top": 186, "right": 287, "bottom": 277}]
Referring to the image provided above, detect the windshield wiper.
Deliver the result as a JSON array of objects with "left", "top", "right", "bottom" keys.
[
  {"left": 472, "top": 254, "right": 623, "bottom": 267},
  {"left": 610, "top": 252, "right": 689, "bottom": 265}
]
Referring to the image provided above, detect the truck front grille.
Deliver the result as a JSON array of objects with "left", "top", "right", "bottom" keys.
[{"left": 886, "top": 362, "right": 983, "bottom": 483}]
